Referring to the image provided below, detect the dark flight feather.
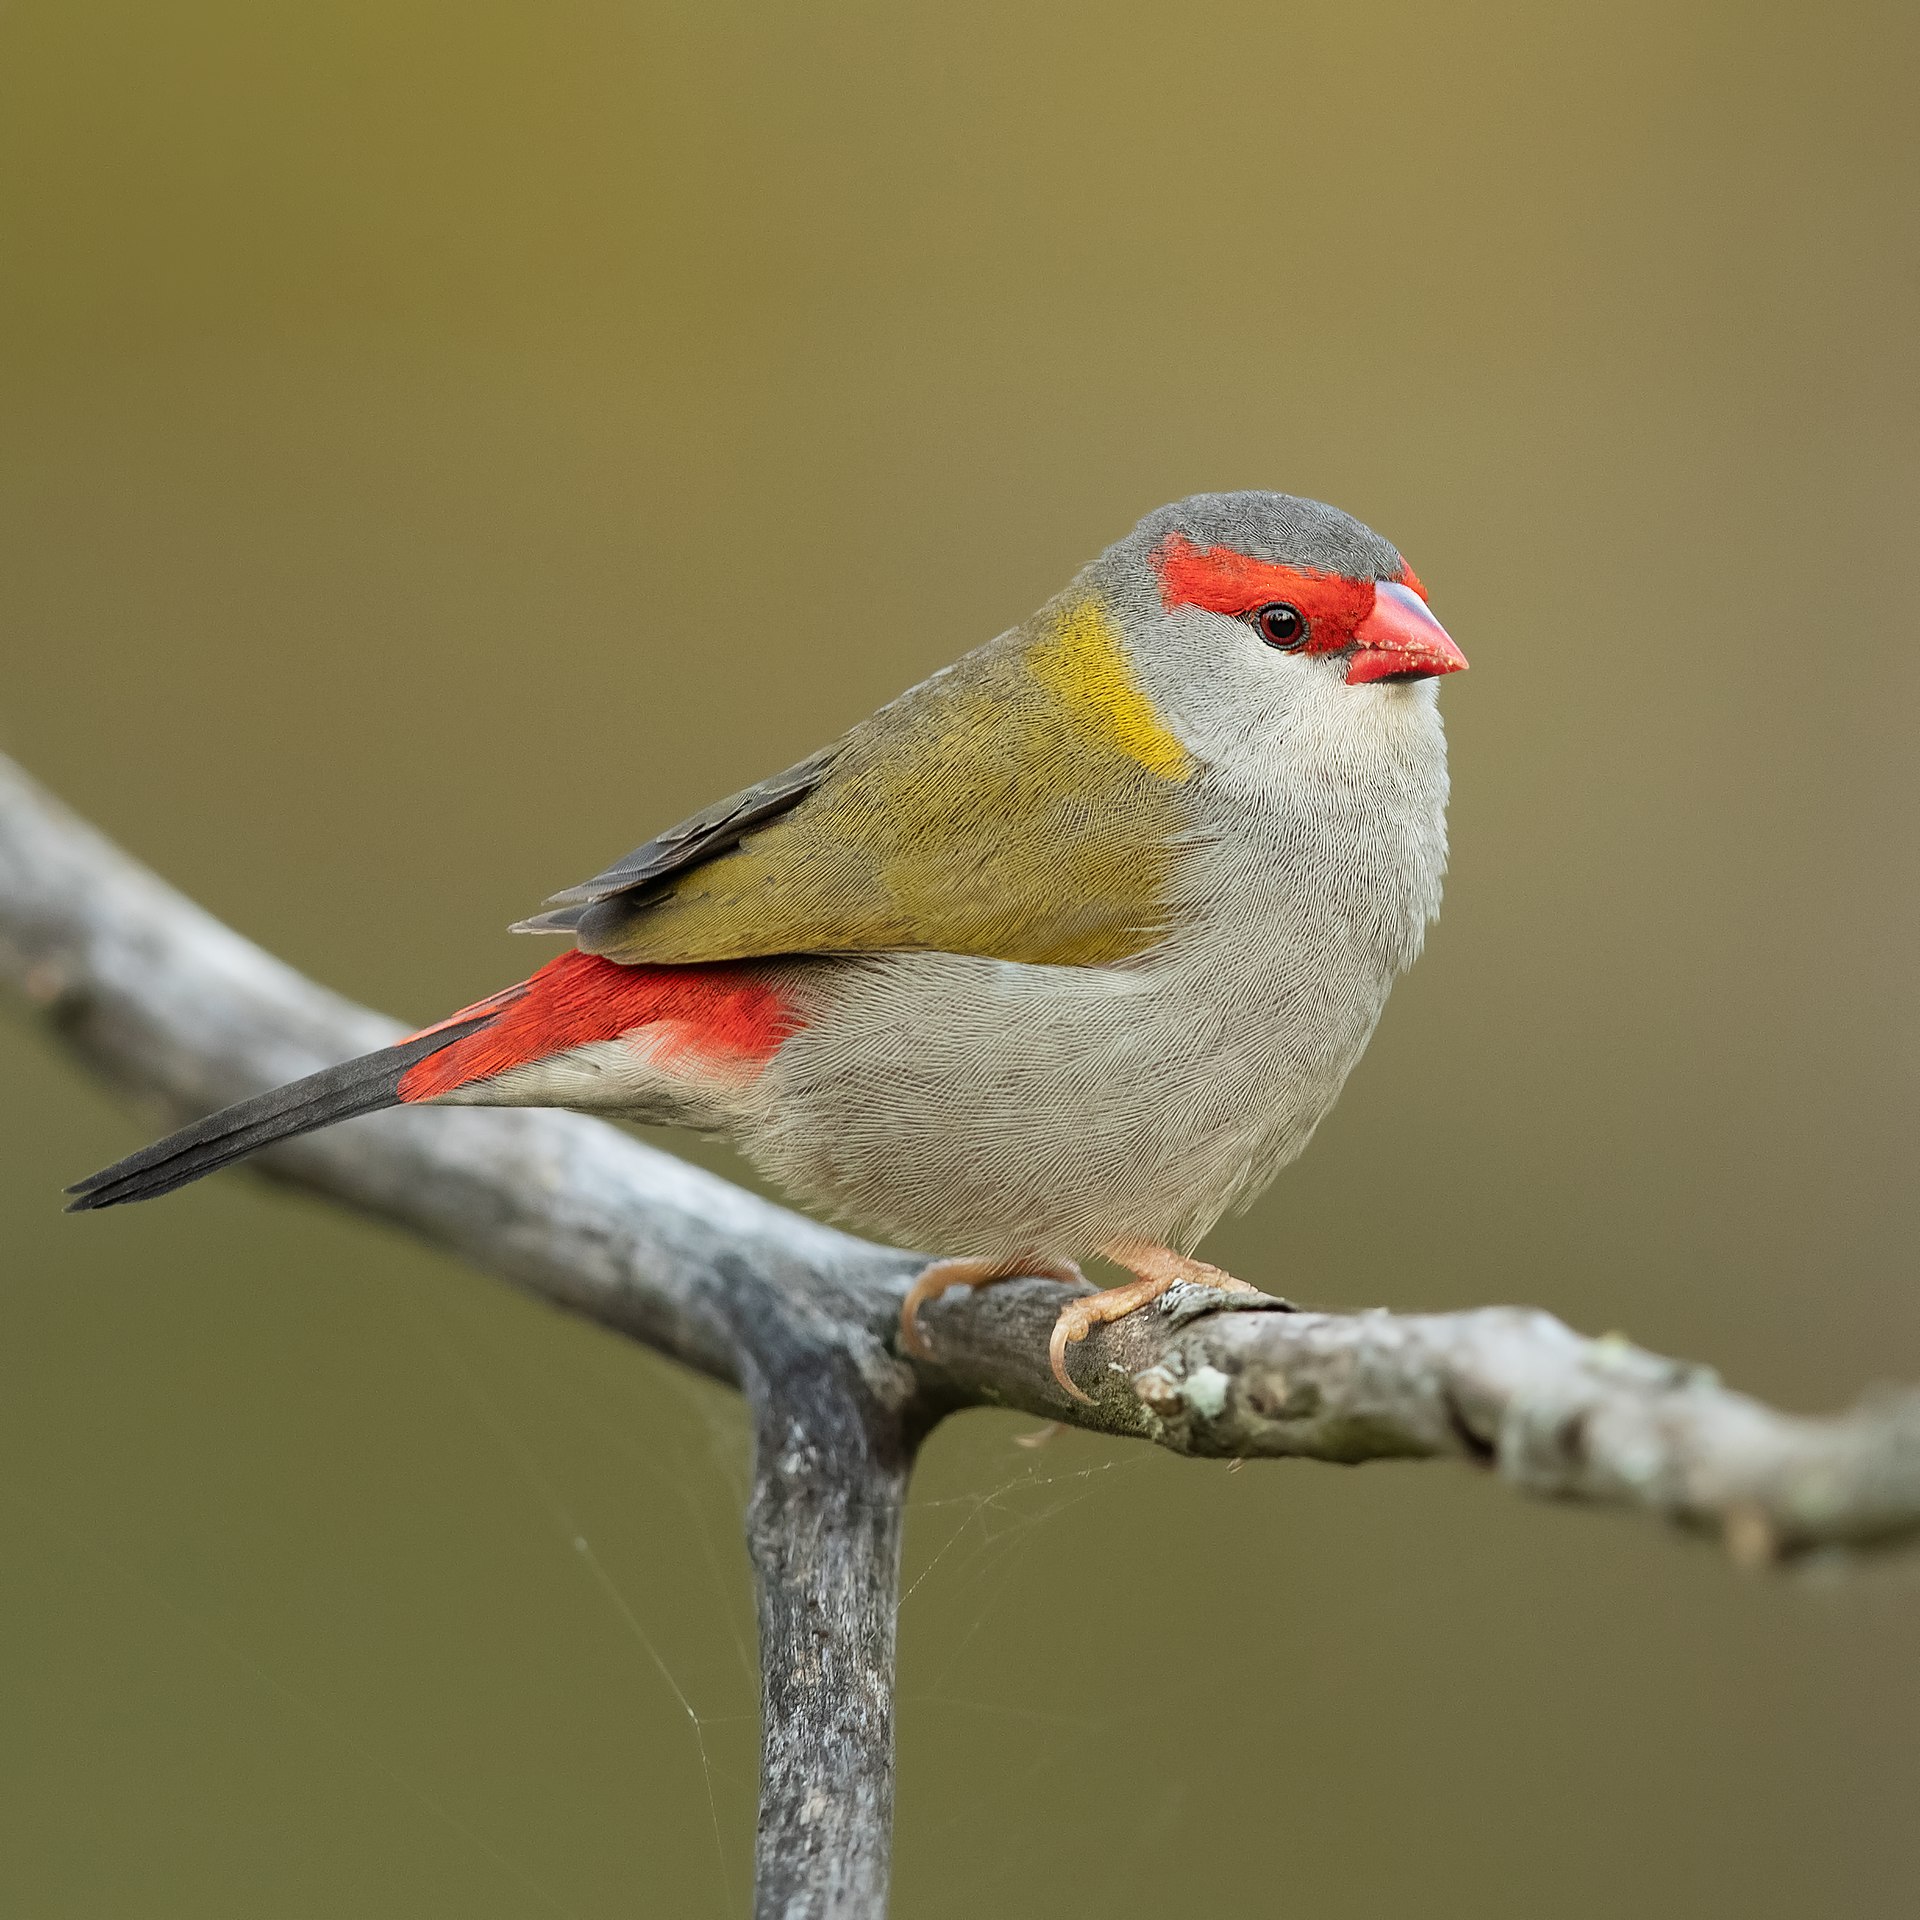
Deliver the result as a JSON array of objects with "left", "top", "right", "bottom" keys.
[
  {"left": 513, "top": 745, "right": 840, "bottom": 933},
  {"left": 65, "top": 1016, "right": 493, "bottom": 1211}
]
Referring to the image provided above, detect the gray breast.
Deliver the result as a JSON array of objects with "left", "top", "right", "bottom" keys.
[
  {"left": 741, "top": 693, "right": 1449, "bottom": 1259},
  {"left": 744, "top": 944, "right": 1377, "bottom": 1257}
]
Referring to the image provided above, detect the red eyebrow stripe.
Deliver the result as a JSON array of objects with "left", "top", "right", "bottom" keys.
[
  {"left": 1152, "top": 534, "right": 1337, "bottom": 613},
  {"left": 1151, "top": 532, "right": 1425, "bottom": 611}
]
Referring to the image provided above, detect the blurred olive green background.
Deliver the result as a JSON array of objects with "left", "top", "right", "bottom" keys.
[{"left": 3, "top": 1, "right": 1917, "bottom": 1914}]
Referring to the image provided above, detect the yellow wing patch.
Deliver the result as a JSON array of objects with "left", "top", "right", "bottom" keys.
[{"left": 1026, "top": 598, "right": 1194, "bottom": 782}]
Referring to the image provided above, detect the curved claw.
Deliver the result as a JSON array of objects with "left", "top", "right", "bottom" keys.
[
  {"left": 1047, "top": 1306, "right": 1099, "bottom": 1406},
  {"left": 1044, "top": 1249, "right": 1263, "bottom": 1404},
  {"left": 900, "top": 1256, "right": 1087, "bottom": 1359},
  {"left": 899, "top": 1259, "right": 979, "bottom": 1358},
  {"left": 1046, "top": 1272, "right": 1173, "bottom": 1405}
]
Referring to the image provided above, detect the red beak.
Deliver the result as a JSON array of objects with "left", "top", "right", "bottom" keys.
[{"left": 1345, "top": 581, "right": 1468, "bottom": 686}]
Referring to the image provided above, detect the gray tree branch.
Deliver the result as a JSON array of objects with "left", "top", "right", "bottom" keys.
[{"left": 4, "top": 751, "right": 1918, "bottom": 1914}]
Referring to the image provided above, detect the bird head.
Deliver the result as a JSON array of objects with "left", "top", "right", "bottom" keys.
[{"left": 1081, "top": 492, "right": 1465, "bottom": 761}]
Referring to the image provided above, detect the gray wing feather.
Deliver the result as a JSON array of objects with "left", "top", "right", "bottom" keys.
[{"left": 510, "top": 745, "right": 839, "bottom": 934}]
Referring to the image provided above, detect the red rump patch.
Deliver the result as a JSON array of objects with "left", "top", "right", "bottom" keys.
[
  {"left": 1151, "top": 532, "right": 1427, "bottom": 645},
  {"left": 397, "top": 950, "right": 800, "bottom": 1102}
]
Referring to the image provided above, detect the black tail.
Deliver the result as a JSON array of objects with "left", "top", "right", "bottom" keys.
[{"left": 65, "top": 1016, "right": 493, "bottom": 1212}]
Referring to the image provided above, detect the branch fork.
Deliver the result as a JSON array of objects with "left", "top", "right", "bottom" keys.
[{"left": 4, "top": 751, "right": 1917, "bottom": 1917}]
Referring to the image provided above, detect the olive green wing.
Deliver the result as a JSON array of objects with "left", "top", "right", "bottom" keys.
[{"left": 523, "top": 599, "right": 1201, "bottom": 969}]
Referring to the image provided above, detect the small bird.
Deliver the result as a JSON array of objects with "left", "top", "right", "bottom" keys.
[{"left": 69, "top": 492, "right": 1465, "bottom": 1400}]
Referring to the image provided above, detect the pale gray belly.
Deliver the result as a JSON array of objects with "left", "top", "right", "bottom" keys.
[{"left": 737, "top": 938, "right": 1396, "bottom": 1259}]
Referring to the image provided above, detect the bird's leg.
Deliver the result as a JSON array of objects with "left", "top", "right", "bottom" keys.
[
  {"left": 899, "top": 1255, "right": 1088, "bottom": 1358},
  {"left": 1047, "top": 1239, "right": 1261, "bottom": 1404}
]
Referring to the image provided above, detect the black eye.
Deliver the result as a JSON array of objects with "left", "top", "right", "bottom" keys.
[{"left": 1254, "top": 603, "right": 1307, "bottom": 649}]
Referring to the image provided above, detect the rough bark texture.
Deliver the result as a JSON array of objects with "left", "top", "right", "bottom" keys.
[
  {"left": 743, "top": 1329, "right": 915, "bottom": 1916},
  {"left": 4, "top": 750, "right": 1919, "bottom": 1913}
]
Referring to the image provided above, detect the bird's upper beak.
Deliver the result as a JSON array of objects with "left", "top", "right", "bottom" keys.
[{"left": 1345, "top": 581, "right": 1468, "bottom": 686}]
